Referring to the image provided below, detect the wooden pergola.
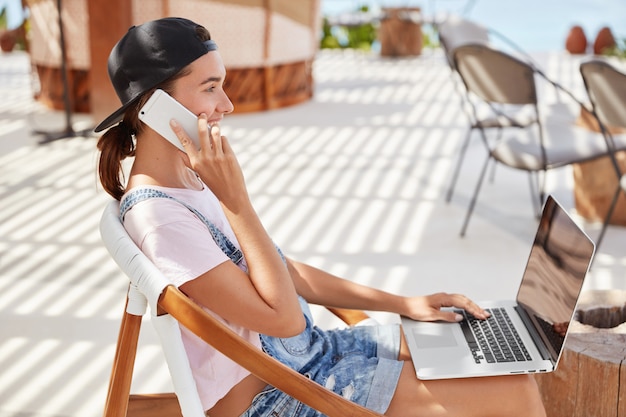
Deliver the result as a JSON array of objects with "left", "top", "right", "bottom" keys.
[{"left": 26, "top": 0, "right": 320, "bottom": 123}]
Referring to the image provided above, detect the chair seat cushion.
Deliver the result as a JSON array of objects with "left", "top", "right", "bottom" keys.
[{"left": 492, "top": 126, "right": 626, "bottom": 171}]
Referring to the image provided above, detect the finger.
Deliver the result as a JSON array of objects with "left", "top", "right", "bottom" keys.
[
  {"left": 423, "top": 293, "right": 465, "bottom": 322},
  {"left": 436, "top": 310, "right": 465, "bottom": 323},
  {"left": 220, "top": 134, "right": 233, "bottom": 153},
  {"left": 210, "top": 123, "right": 223, "bottom": 153},
  {"left": 170, "top": 119, "right": 196, "bottom": 153},
  {"left": 468, "top": 305, "right": 491, "bottom": 320},
  {"left": 197, "top": 114, "right": 210, "bottom": 150},
  {"left": 447, "top": 294, "right": 490, "bottom": 319}
]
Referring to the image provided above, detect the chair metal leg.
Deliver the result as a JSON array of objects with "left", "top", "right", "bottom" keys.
[
  {"left": 460, "top": 154, "right": 492, "bottom": 237},
  {"left": 537, "top": 170, "right": 548, "bottom": 213},
  {"left": 488, "top": 128, "right": 504, "bottom": 183},
  {"left": 488, "top": 157, "right": 498, "bottom": 183},
  {"left": 526, "top": 171, "right": 543, "bottom": 218},
  {"left": 446, "top": 127, "right": 474, "bottom": 202},
  {"left": 595, "top": 183, "right": 621, "bottom": 251}
]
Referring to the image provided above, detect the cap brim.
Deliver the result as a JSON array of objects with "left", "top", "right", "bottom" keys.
[{"left": 93, "top": 97, "right": 138, "bottom": 133}]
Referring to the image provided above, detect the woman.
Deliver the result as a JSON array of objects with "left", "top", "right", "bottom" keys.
[{"left": 96, "top": 17, "right": 546, "bottom": 417}]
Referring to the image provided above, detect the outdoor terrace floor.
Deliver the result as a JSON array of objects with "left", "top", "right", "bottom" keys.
[{"left": 1, "top": 48, "right": 625, "bottom": 417}]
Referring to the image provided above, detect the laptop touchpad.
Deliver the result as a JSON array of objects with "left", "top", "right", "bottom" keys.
[{"left": 413, "top": 324, "right": 460, "bottom": 348}]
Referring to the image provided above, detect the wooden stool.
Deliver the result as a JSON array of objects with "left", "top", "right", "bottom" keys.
[
  {"left": 573, "top": 107, "right": 626, "bottom": 226},
  {"left": 534, "top": 290, "right": 626, "bottom": 416},
  {"left": 378, "top": 7, "right": 423, "bottom": 57}
]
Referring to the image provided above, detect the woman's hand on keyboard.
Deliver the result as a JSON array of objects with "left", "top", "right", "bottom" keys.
[{"left": 402, "top": 292, "right": 491, "bottom": 323}]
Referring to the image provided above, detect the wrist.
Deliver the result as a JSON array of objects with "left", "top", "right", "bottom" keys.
[
  {"left": 396, "top": 296, "right": 413, "bottom": 317},
  {"left": 220, "top": 192, "right": 253, "bottom": 216},
  {"left": 375, "top": 293, "right": 411, "bottom": 317}
]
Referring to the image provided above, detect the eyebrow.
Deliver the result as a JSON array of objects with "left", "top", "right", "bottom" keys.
[{"left": 200, "top": 76, "right": 223, "bottom": 86}]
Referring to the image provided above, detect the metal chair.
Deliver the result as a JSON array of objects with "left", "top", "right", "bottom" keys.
[
  {"left": 453, "top": 44, "right": 626, "bottom": 236},
  {"left": 579, "top": 59, "right": 626, "bottom": 250},
  {"left": 437, "top": 16, "right": 536, "bottom": 202},
  {"left": 437, "top": 15, "right": 490, "bottom": 69},
  {"left": 99, "top": 200, "right": 382, "bottom": 417}
]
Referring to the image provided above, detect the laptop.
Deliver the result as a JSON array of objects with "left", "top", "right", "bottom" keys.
[{"left": 401, "top": 195, "right": 595, "bottom": 379}]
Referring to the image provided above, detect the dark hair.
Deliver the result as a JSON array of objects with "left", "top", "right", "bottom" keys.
[{"left": 97, "top": 25, "right": 211, "bottom": 200}]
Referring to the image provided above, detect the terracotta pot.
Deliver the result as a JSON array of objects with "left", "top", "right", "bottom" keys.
[
  {"left": 0, "top": 31, "right": 16, "bottom": 53},
  {"left": 565, "top": 25, "right": 587, "bottom": 54},
  {"left": 593, "top": 26, "right": 616, "bottom": 55}
]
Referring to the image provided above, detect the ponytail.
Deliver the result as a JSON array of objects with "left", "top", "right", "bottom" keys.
[{"left": 96, "top": 121, "right": 136, "bottom": 200}]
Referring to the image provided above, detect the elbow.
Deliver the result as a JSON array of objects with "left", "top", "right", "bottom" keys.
[{"left": 268, "top": 313, "right": 307, "bottom": 338}]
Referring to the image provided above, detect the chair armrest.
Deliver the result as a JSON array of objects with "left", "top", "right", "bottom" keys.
[
  {"left": 158, "top": 285, "right": 383, "bottom": 417},
  {"left": 326, "top": 307, "right": 372, "bottom": 326}
]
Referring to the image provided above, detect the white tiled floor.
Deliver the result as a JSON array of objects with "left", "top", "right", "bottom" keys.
[{"left": 1, "top": 49, "right": 624, "bottom": 417}]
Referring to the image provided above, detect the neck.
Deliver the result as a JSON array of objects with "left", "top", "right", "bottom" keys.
[{"left": 127, "top": 131, "right": 202, "bottom": 191}]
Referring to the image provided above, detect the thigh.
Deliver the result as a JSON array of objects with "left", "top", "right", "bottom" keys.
[{"left": 385, "top": 362, "right": 546, "bottom": 417}]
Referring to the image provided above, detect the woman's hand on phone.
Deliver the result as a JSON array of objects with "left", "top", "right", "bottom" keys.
[{"left": 171, "top": 113, "right": 250, "bottom": 210}]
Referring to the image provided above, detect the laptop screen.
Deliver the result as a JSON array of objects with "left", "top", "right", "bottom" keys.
[{"left": 515, "top": 196, "right": 595, "bottom": 361}]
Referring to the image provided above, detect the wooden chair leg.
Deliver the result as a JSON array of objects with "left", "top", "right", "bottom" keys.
[{"left": 103, "top": 297, "right": 143, "bottom": 417}]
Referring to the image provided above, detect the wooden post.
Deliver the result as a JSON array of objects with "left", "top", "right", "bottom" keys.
[
  {"left": 87, "top": 0, "right": 133, "bottom": 126},
  {"left": 573, "top": 107, "right": 626, "bottom": 226},
  {"left": 378, "top": 7, "right": 422, "bottom": 57},
  {"left": 534, "top": 290, "right": 626, "bottom": 416},
  {"left": 262, "top": 0, "right": 275, "bottom": 110}
]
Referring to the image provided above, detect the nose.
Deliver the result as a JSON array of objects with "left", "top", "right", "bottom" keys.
[{"left": 219, "top": 91, "right": 234, "bottom": 114}]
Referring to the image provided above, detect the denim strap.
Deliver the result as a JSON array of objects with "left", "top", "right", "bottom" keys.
[
  {"left": 120, "top": 188, "right": 245, "bottom": 266},
  {"left": 119, "top": 188, "right": 286, "bottom": 268}
]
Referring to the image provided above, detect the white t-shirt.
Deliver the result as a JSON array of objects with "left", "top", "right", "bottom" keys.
[{"left": 122, "top": 184, "right": 261, "bottom": 411}]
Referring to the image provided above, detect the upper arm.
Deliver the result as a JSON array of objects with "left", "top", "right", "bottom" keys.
[
  {"left": 125, "top": 201, "right": 231, "bottom": 288},
  {"left": 180, "top": 261, "right": 303, "bottom": 336},
  {"left": 125, "top": 199, "right": 305, "bottom": 336}
]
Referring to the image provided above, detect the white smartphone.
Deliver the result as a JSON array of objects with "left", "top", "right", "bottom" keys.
[{"left": 138, "top": 89, "right": 200, "bottom": 151}]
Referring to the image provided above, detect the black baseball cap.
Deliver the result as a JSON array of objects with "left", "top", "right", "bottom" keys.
[{"left": 94, "top": 17, "right": 217, "bottom": 133}]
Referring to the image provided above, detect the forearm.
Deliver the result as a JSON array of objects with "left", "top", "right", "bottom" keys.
[
  {"left": 288, "top": 259, "right": 411, "bottom": 316},
  {"left": 288, "top": 260, "right": 490, "bottom": 324},
  {"left": 223, "top": 200, "right": 301, "bottom": 315},
  {"left": 178, "top": 119, "right": 300, "bottom": 317}
]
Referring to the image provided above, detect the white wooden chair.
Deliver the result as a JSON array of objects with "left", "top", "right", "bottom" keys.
[{"left": 99, "top": 200, "right": 381, "bottom": 417}]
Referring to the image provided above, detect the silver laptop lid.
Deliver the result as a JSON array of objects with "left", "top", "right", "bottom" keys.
[{"left": 515, "top": 196, "right": 595, "bottom": 362}]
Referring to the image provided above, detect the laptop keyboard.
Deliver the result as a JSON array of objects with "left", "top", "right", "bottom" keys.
[{"left": 457, "top": 308, "right": 532, "bottom": 364}]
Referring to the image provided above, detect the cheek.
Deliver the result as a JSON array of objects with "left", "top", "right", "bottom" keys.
[
  {"left": 170, "top": 85, "right": 219, "bottom": 115},
  {"left": 168, "top": 89, "right": 193, "bottom": 111},
  {"left": 176, "top": 96, "right": 209, "bottom": 116},
  {"left": 180, "top": 94, "right": 217, "bottom": 115},
  {"left": 193, "top": 97, "right": 220, "bottom": 115}
]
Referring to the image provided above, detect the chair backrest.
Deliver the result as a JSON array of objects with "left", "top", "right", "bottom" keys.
[
  {"left": 580, "top": 60, "right": 626, "bottom": 130},
  {"left": 100, "top": 200, "right": 207, "bottom": 417},
  {"left": 453, "top": 43, "right": 537, "bottom": 106},
  {"left": 580, "top": 59, "right": 626, "bottom": 180},
  {"left": 437, "top": 15, "right": 490, "bottom": 68},
  {"left": 99, "top": 200, "right": 383, "bottom": 417}
]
